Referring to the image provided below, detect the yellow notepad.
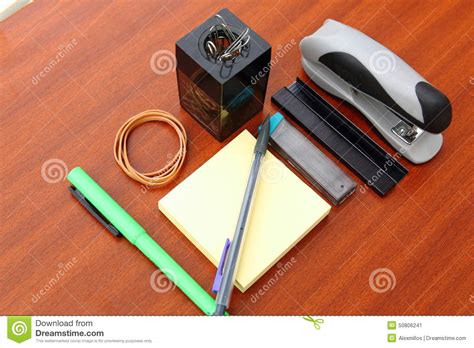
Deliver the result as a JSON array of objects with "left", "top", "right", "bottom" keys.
[{"left": 159, "top": 130, "right": 331, "bottom": 291}]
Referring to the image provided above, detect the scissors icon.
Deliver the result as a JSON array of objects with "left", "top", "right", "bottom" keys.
[{"left": 303, "top": 316, "right": 324, "bottom": 330}]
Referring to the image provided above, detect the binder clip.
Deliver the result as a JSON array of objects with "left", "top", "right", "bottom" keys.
[
  {"left": 300, "top": 19, "right": 452, "bottom": 164},
  {"left": 176, "top": 8, "right": 271, "bottom": 141}
]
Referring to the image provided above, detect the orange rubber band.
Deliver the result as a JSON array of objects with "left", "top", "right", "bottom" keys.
[{"left": 114, "top": 110, "right": 187, "bottom": 187}]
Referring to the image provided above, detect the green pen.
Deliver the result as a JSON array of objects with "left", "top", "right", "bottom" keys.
[{"left": 67, "top": 166, "right": 222, "bottom": 315}]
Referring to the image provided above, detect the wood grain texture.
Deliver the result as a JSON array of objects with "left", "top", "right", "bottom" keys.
[{"left": 1, "top": 0, "right": 473, "bottom": 316}]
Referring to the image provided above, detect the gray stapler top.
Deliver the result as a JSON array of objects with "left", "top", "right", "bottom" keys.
[{"left": 300, "top": 19, "right": 452, "bottom": 164}]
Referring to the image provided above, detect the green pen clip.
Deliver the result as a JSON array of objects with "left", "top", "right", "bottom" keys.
[{"left": 67, "top": 166, "right": 225, "bottom": 316}]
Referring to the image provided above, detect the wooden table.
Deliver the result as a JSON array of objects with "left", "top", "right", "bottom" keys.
[{"left": 1, "top": 0, "right": 473, "bottom": 316}]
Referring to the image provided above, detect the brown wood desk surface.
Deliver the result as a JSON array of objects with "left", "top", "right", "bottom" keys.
[{"left": 1, "top": 0, "right": 473, "bottom": 315}]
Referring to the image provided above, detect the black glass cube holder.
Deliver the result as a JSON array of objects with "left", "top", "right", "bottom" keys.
[{"left": 176, "top": 8, "right": 272, "bottom": 141}]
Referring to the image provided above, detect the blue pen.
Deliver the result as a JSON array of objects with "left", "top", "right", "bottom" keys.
[{"left": 212, "top": 116, "right": 271, "bottom": 315}]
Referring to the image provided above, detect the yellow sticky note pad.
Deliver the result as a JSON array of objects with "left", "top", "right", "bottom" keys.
[{"left": 159, "top": 130, "right": 331, "bottom": 291}]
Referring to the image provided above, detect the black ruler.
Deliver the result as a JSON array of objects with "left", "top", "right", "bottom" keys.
[{"left": 271, "top": 78, "right": 408, "bottom": 196}]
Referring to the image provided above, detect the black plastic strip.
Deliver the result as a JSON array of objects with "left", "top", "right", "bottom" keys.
[
  {"left": 292, "top": 78, "right": 408, "bottom": 181},
  {"left": 271, "top": 82, "right": 408, "bottom": 196}
]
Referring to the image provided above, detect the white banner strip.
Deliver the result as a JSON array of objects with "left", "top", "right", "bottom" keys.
[{"left": 1, "top": 316, "right": 472, "bottom": 347}]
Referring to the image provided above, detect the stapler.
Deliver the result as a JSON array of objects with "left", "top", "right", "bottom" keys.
[{"left": 300, "top": 19, "right": 452, "bottom": 164}]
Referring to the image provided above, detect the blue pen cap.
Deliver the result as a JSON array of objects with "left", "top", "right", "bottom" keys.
[{"left": 258, "top": 112, "right": 284, "bottom": 135}]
